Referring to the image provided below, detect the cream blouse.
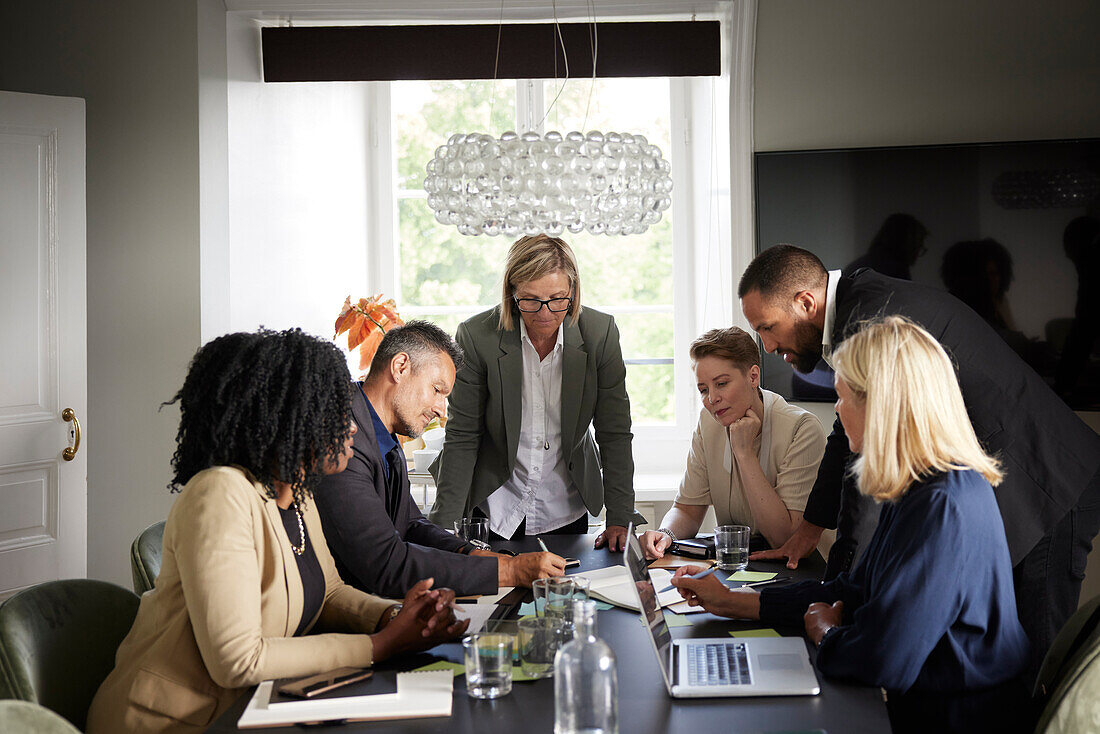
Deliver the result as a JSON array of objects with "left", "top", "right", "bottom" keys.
[{"left": 675, "top": 389, "right": 826, "bottom": 530}]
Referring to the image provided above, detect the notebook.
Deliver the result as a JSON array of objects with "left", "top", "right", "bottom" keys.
[{"left": 624, "top": 525, "right": 820, "bottom": 698}]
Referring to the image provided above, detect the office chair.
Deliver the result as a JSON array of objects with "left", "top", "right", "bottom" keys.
[
  {"left": 1033, "top": 592, "right": 1100, "bottom": 734},
  {"left": 0, "top": 700, "right": 81, "bottom": 734},
  {"left": 0, "top": 579, "right": 140, "bottom": 731},
  {"left": 130, "top": 520, "right": 165, "bottom": 595}
]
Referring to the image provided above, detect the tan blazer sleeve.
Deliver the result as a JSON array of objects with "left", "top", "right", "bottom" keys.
[
  {"left": 771, "top": 413, "right": 827, "bottom": 514},
  {"left": 173, "top": 472, "right": 379, "bottom": 690},
  {"left": 675, "top": 412, "right": 713, "bottom": 507}
]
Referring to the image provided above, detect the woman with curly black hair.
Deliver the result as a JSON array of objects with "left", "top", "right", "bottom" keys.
[{"left": 88, "top": 329, "right": 468, "bottom": 734}]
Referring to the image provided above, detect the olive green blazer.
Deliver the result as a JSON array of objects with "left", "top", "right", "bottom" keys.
[{"left": 428, "top": 306, "right": 643, "bottom": 529}]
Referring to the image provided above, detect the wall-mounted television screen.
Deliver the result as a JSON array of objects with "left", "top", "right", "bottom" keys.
[{"left": 754, "top": 138, "right": 1100, "bottom": 411}]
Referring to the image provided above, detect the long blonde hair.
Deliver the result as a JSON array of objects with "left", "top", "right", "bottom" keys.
[
  {"left": 833, "top": 316, "right": 1003, "bottom": 502},
  {"left": 498, "top": 235, "right": 583, "bottom": 331}
]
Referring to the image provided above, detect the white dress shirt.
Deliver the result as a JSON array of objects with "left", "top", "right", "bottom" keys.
[
  {"left": 485, "top": 321, "right": 588, "bottom": 537},
  {"left": 820, "top": 269, "right": 842, "bottom": 369}
]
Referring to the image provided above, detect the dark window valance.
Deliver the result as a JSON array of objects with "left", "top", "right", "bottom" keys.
[{"left": 261, "top": 21, "right": 720, "bottom": 82}]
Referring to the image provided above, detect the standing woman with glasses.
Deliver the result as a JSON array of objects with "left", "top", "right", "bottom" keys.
[{"left": 429, "top": 235, "right": 642, "bottom": 551}]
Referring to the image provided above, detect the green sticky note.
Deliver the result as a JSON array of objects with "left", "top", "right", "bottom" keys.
[
  {"left": 729, "top": 628, "right": 781, "bottom": 638},
  {"left": 594, "top": 601, "right": 614, "bottom": 611},
  {"left": 412, "top": 660, "right": 467, "bottom": 676},
  {"left": 727, "top": 570, "right": 777, "bottom": 583},
  {"left": 518, "top": 601, "right": 538, "bottom": 617},
  {"left": 662, "top": 611, "right": 692, "bottom": 628},
  {"left": 510, "top": 664, "right": 544, "bottom": 682}
]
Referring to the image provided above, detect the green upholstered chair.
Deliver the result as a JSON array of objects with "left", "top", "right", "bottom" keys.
[
  {"left": 0, "top": 700, "right": 82, "bottom": 734},
  {"left": 0, "top": 579, "right": 139, "bottom": 731},
  {"left": 1033, "top": 592, "right": 1100, "bottom": 733},
  {"left": 130, "top": 520, "right": 165, "bottom": 595}
]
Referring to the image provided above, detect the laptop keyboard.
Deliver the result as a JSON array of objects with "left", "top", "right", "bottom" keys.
[{"left": 686, "top": 642, "right": 752, "bottom": 686}]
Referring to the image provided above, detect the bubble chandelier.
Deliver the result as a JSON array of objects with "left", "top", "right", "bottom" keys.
[{"left": 423, "top": 128, "right": 673, "bottom": 237}]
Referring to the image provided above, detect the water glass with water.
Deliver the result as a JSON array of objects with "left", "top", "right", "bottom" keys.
[
  {"left": 463, "top": 633, "right": 514, "bottom": 699},
  {"left": 714, "top": 524, "right": 750, "bottom": 571},
  {"left": 518, "top": 617, "right": 566, "bottom": 679},
  {"left": 533, "top": 577, "right": 590, "bottom": 620},
  {"left": 454, "top": 517, "right": 489, "bottom": 547}
]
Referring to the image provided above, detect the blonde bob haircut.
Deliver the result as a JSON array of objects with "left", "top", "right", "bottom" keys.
[
  {"left": 498, "top": 234, "right": 583, "bottom": 331},
  {"left": 833, "top": 315, "right": 1003, "bottom": 502}
]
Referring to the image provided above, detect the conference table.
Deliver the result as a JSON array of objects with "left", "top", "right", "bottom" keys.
[{"left": 208, "top": 534, "right": 891, "bottom": 733}]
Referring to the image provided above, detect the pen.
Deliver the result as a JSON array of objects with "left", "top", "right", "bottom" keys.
[
  {"left": 658, "top": 566, "right": 718, "bottom": 594},
  {"left": 742, "top": 576, "right": 791, "bottom": 588},
  {"left": 537, "top": 537, "right": 550, "bottom": 553}
]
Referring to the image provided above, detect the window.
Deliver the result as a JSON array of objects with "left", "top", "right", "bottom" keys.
[{"left": 366, "top": 74, "right": 731, "bottom": 468}]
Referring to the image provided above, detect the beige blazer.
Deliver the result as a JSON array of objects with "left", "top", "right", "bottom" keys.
[
  {"left": 87, "top": 467, "right": 394, "bottom": 734},
  {"left": 675, "top": 390, "right": 826, "bottom": 529}
]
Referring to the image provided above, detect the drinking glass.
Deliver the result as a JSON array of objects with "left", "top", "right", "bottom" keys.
[
  {"left": 463, "top": 633, "right": 514, "bottom": 699},
  {"left": 533, "top": 577, "right": 589, "bottom": 620},
  {"left": 714, "top": 524, "right": 750, "bottom": 571},
  {"left": 454, "top": 517, "right": 489, "bottom": 546},
  {"left": 518, "top": 617, "right": 566, "bottom": 679}
]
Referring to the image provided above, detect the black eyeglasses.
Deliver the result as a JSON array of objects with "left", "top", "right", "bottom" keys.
[{"left": 513, "top": 295, "right": 573, "bottom": 313}]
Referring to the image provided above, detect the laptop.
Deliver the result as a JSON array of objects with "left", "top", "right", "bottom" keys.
[{"left": 624, "top": 525, "right": 820, "bottom": 698}]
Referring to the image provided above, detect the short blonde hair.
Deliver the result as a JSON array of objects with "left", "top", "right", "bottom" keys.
[
  {"left": 689, "top": 327, "right": 761, "bottom": 372},
  {"left": 833, "top": 316, "right": 1003, "bottom": 502},
  {"left": 498, "top": 235, "right": 583, "bottom": 331}
]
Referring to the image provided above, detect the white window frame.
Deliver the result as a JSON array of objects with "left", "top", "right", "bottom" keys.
[{"left": 366, "top": 75, "right": 732, "bottom": 474}]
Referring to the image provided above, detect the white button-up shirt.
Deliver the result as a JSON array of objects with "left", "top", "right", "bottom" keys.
[
  {"left": 485, "top": 320, "right": 588, "bottom": 537},
  {"left": 820, "top": 269, "right": 842, "bottom": 369}
]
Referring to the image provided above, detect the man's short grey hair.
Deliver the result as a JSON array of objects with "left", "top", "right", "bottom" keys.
[{"left": 365, "top": 320, "right": 463, "bottom": 380}]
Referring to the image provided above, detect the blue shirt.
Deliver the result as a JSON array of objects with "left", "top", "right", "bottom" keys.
[
  {"left": 361, "top": 384, "right": 398, "bottom": 482},
  {"left": 760, "top": 469, "right": 1029, "bottom": 694}
]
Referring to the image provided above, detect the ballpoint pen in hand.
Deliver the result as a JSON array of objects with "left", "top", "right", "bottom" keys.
[
  {"left": 658, "top": 566, "right": 718, "bottom": 594},
  {"left": 537, "top": 537, "right": 550, "bottom": 553}
]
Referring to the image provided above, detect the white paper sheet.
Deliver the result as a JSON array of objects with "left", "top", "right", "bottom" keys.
[
  {"left": 454, "top": 603, "right": 497, "bottom": 634},
  {"left": 238, "top": 670, "right": 453, "bottom": 729}
]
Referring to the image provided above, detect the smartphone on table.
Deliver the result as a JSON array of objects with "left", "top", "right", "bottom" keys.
[{"left": 277, "top": 667, "right": 373, "bottom": 698}]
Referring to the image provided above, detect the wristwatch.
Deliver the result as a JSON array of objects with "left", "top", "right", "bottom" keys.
[
  {"left": 387, "top": 603, "right": 402, "bottom": 624},
  {"left": 659, "top": 527, "right": 678, "bottom": 542}
]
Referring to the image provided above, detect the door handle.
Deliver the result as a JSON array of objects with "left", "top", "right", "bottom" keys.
[{"left": 62, "top": 408, "right": 82, "bottom": 461}]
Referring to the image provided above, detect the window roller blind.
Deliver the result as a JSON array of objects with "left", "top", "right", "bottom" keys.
[{"left": 261, "top": 21, "right": 721, "bottom": 82}]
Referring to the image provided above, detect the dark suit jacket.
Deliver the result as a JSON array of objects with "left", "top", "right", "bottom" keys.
[
  {"left": 314, "top": 386, "right": 498, "bottom": 598},
  {"left": 806, "top": 269, "right": 1100, "bottom": 566},
  {"left": 428, "top": 306, "right": 643, "bottom": 529}
]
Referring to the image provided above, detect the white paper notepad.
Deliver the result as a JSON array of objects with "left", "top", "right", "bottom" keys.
[
  {"left": 568, "top": 566, "right": 682, "bottom": 611},
  {"left": 237, "top": 670, "right": 453, "bottom": 728}
]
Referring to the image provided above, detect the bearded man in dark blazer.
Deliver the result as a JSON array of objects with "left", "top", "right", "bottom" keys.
[{"left": 738, "top": 244, "right": 1100, "bottom": 682}]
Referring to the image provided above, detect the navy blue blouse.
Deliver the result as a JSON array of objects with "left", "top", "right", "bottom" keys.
[{"left": 760, "top": 469, "right": 1029, "bottom": 694}]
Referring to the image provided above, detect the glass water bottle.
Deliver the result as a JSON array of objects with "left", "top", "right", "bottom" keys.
[{"left": 554, "top": 599, "right": 618, "bottom": 734}]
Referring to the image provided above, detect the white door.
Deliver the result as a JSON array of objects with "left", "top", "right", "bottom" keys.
[{"left": 0, "top": 91, "right": 87, "bottom": 599}]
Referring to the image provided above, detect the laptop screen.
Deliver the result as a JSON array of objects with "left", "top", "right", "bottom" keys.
[{"left": 625, "top": 528, "right": 674, "bottom": 686}]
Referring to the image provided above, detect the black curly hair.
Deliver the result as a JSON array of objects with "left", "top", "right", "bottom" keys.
[{"left": 164, "top": 328, "right": 353, "bottom": 508}]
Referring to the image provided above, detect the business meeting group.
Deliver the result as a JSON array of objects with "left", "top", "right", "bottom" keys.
[{"left": 46, "top": 235, "right": 1100, "bottom": 734}]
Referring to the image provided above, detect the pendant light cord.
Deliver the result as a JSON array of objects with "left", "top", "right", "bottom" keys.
[
  {"left": 488, "top": 0, "right": 505, "bottom": 131},
  {"left": 537, "top": 0, "right": 570, "bottom": 129},
  {"left": 581, "top": 0, "right": 597, "bottom": 131}
]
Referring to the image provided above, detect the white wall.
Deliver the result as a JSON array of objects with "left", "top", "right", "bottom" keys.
[
  {"left": 0, "top": 1, "right": 202, "bottom": 587},
  {"left": 225, "top": 13, "right": 371, "bottom": 340},
  {"left": 754, "top": 0, "right": 1100, "bottom": 151}
]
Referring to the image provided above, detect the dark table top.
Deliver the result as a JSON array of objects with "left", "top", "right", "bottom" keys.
[{"left": 208, "top": 535, "right": 890, "bottom": 733}]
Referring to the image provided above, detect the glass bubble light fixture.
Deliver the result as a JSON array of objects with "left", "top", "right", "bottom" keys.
[{"left": 423, "top": 129, "right": 673, "bottom": 237}]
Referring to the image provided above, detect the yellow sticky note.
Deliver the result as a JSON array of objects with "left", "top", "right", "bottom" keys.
[
  {"left": 662, "top": 611, "right": 692, "bottom": 628},
  {"left": 729, "top": 628, "right": 781, "bottom": 638},
  {"left": 727, "top": 570, "right": 777, "bottom": 583},
  {"left": 411, "top": 660, "right": 467, "bottom": 676}
]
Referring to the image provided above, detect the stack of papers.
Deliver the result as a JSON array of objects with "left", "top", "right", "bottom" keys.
[{"left": 238, "top": 671, "right": 452, "bottom": 728}]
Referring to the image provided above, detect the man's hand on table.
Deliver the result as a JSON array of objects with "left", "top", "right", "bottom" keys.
[
  {"left": 638, "top": 530, "right": 673, "bottom": 559},
  {"left": 749, "top": 518, "right": 823, "bottom": 569},
  {"left": 671, "top": 564, "right": 761, "bottom": 620},
  {"left": 594, "top": 524, "right": 629, "bottom": 552},
  {"left": 804, "top": 600, "right": 843, "bottom": 645},
  {"left": 495, "top": 551, "right": 566, "bottom": 587}
]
